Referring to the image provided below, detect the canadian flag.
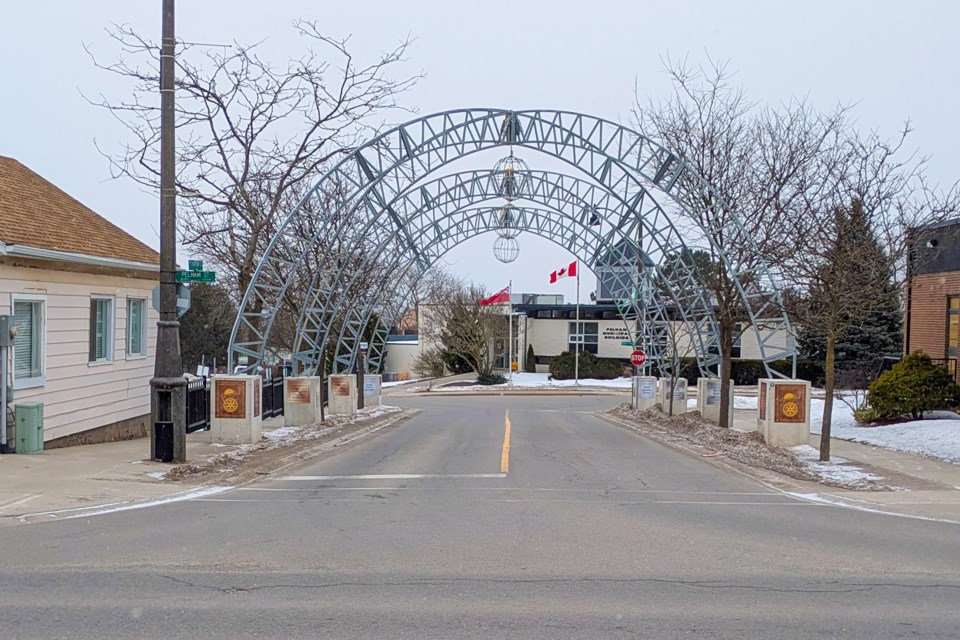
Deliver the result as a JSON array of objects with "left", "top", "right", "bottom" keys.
[
  {"left": 549, "top": 260, "right": 578, "bottom": 284},
  {"left": 479, "top": 286, "right": 511, "bottom": 306}
]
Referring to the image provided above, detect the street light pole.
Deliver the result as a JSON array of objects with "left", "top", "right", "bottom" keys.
[{"left": 150, "top": 0, "right": 187, "bottom": 463}]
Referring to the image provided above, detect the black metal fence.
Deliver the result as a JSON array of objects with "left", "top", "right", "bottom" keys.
[
  {"left": 262, "top": 374, "right": 285, "bottom": 419},
  {"left": 185, "top": 376, "right": 210, "bottom": 433}
]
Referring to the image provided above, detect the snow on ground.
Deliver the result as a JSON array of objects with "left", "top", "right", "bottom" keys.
[
  {"left": 734, "top": 395, "right": 758, "bottom": 409},
  {"left": 434, "top": 372, "right": 633, "bottom": 390},
  {"left": 146, "top": 471, "right": 167, "bottom": 480},
  {"left": 790, "top": 444, "right": 884, "bottom": 488},
  {"left": 383, "top": 379, "right": 420, "bottom": 388},
  {"left": 810, "top": 399, "right": 960, "bottom": 465}
]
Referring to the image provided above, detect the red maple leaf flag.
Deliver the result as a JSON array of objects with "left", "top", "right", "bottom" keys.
[
  {"left": 549, "top": 260, "right": 578, "bottom": 284},
  {"left": 479, "top": 286, "right": 511, "bottom": 306}
]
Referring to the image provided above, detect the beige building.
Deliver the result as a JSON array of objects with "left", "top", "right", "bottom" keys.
[
  {"left": 0, "top": 156, "right": 160, "bottom": 446},
  {"left": 384, "top": 299, "right": 793, "bottom": 377}
]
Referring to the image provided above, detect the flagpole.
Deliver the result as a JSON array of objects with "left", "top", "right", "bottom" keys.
[
  {"left": 574, "top": 265, "right": 580, "bottom": 384},
  {"left": 508, "top": 280, "right": 513, "bottom": 385}
]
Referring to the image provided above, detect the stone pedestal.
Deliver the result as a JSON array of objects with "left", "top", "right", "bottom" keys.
[
  {"left": 697, "top": 378, "right": 734, "bottom": 425},
  {"left": 659, "top": 378, "right": 688, "bottom": 415},
  {"left": 363, "top": 374, "right": 382, "bottom": 407},
  {"left": 328, "top": 375, "right": 357, "bottom": 416},
  {"left": 284, "top": 376, "right": 323, "bottom": 427},
  {"left": 758, "top": 378, "right": 811, "bottom": 447},
  {"left": 632, "top": 376, "right": 658, "bottom": 411},
  {"left": 193, "top": 375, "right": 262, "bottom": 444}
]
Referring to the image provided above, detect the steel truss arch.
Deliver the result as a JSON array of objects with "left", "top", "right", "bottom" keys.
[
  {"left": 292, "top": 169, "right": 722, "bottom": 375},
  {"left": 229, "top": 108, "right": 795, "bottom": 377}
]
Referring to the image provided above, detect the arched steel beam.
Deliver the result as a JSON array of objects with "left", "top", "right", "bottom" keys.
[
  {"left": 291, "top": 170, "right": 719, "bottom": 375},
  {"left": 230, "top": 109, "right": 793, "bottom": 376}
]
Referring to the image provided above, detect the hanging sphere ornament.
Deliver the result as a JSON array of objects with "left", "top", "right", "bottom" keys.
[
  {"left": 492, "top": 153, "right": 530, "bottom": 200},
  {"left": 493, "top": 235, "right": 520, "bottom": 263},
  {"left": 496, "top": 203, "right": 521, "bottom": 239}
]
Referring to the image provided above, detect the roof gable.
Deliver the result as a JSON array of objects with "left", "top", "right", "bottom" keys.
[{"left": 0, "top": 156, "right": 159, "bottom": 265}]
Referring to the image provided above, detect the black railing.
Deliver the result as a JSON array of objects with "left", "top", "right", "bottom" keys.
[
  {"left": 262, "top": 374, "right": 285, "bottom": 419},
  {"left": 185, "top": 376, "right": 210, "bottom": 433}
]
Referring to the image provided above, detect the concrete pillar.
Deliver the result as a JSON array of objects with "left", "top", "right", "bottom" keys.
[
  {"left": 697, "top": 378, "right": 734, "bottom": 425},
  {"left": 757, "top": 378, "right": 811, "bottom": 447},
  {"left": 328, "top": 375, "right": 357, "bottom": 416},
  {"left": 660, "top": 378, "right": 688, "bottom": 415},
  {"left": 363, "top": 374, "right": 382, "bottom": 407},
  {"left": 284, "top": 376, "right": 323, "bottom": 427},
  {"left": 632, "top": 376, "right": 658, "bottom": 411},
  {"left": 194, "top": 375, "right": 262, "bottom": 445}
]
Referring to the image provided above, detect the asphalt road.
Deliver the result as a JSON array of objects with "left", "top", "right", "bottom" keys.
[{"left": 1, "top": 395, "right": 958, "bottom": 639}]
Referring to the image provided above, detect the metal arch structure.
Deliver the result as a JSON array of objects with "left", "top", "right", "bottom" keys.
[
  {"left": 323, "top": 207, "right": 706, "bottom": 377},
  {"left": 228, "top": 108, "right": 796, "bottom": 377},
  {"left": 290, "top": 169, "right": 721, "bottom": 375}
]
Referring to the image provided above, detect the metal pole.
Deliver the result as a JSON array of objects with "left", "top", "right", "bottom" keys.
[
  {"left": 574, "top": 266, "right": 580, "bottom": 384},
  {"left": 150, "top": 0, "right": 187, "bottom": 463},
  {"left": 508, "top": 280, "right": 513, "bottom": 384},
  {"left": 0, "top": 344, "right": 8, "bottom": 452}
]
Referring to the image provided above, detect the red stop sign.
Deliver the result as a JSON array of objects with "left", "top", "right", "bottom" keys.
[{"left": 630, "top": 350, "right": 647, "bottom": 367}]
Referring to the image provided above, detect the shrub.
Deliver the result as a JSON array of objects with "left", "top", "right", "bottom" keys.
[
  {"left": 548, "top": 351, "right": 624, "bottom": 380},
  {"left": 853, "top": 404, "right": 883, "bottom": 424},
  {"left": 441, "top": 349, "right": 473, "bottom": 374},
  {"left": 524, "top": 344, "right": 537, "bottom": 373},
  {"left": 864, "top": 351, "right": 960, "bottom": 420},
  {"left": 476, "top": 371, "right": 507, "bottom": 385}
]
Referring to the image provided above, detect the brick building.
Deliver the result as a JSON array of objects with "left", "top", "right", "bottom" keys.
[{"left": 906, "top": 219, "right": 960, "bottom": 366}]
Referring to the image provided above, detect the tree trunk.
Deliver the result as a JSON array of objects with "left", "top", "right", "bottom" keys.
[
  {"left": 718, "top": 320, "right": 734, "bottom": 428},
  {"left": 819, "top": 326, "right": 836, "bottom": 462}
]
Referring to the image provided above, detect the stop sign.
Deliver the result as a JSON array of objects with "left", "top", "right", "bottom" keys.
[{"left": 630, "top": 349, "right": 647, "bottom": 367}]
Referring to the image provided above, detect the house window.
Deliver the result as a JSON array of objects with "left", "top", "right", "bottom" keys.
[
  {"left": 89, "top": 297, "right": 114, "bottom": 363},
  {"left": 947, "top": 296, "right": 960, "bottom": 359},
  {"left": 568, "top": 321, "right": 599, "bottom": 355},
  {"left": 12, "top": 298, "right": 44, "bottom": 387},
  {"left": 732, "top": 323, "right": 744, "bottom": 359},
  {"left": 126, "top": 298, "right": 147, "bottom": 357}
]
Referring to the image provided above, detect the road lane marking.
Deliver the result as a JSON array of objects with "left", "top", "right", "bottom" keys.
[
  {"left": 276, "top": 473, "right": 507, "bottom": 481},
  {"left": 501, "top": 409, "right": 511, "bottom": 474}
]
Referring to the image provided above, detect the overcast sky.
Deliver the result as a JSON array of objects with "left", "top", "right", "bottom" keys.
[{"left": 3, "top": 1, "right": 958, "bottom": 303}]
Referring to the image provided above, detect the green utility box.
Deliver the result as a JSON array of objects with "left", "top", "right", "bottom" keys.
[{"left": 15, "top": 402, "right": 44, "bottom": 454}]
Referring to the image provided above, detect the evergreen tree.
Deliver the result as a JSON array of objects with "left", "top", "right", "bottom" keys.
[
  {"left": 796, "top": 202, "right": 903, "bottom": 375},
  {"left": 179, "top": 282, "right": 238, "bottom": 372}
]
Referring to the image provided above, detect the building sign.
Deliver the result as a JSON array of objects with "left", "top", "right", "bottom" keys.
[
  {"left": 215, "top": 379, "right": 246, "bottom": 419},
  {"left": 287, "top": 379, "right": 311, "bottom": 404},
  {"left": 253, "top": 378, "right": 261, "bottom": 418},
  {"left": 775, "top": 384, "right": 806, "bottom": 423},
  {"left": 706, "top": 379, "right": 722, "bottom": 405},
  {"left": 759, "top": 381, "right": 767, "bottom": 421},
  {"left": 331, "top": 377, "right": 352, "bottom": 397},
  {"left": 636, "top": 378, "right": 656, "bottom": 399},
  {"left": 601, "top": 327, "right": 631, "bottom": 342},
  {"left": 363, "top": 375, "right": 381, "bottom": 397}
]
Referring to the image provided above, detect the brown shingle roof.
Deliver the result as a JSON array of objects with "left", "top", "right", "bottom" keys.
[{"left": 0, "top": 156, "right": 159, "bottom": 264}]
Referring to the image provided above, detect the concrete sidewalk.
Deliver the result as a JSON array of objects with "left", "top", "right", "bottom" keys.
[{"left": 733, "top": 407, "right": 960, "bottom": 522}]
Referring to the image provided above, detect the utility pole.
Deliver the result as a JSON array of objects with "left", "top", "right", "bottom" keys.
[{"left": 150, "top": 0, "right": 187, "bottom": 463}]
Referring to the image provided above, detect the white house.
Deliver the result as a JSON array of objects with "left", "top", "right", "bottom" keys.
[{"left": 0, "top": 156, "right": 160, "bottom": 447}]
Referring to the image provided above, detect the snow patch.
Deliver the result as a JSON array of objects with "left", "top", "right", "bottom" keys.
[
  {"left": 64, "top": 486, "right": 231, "bottom": 519},
  {"left": 791, "top": 444, "right": 883, "bottom": 488},
  {"left": 810, "top": 400, "right": 960, "bottom": 465},
  {"left": 146, "top": 471, "right": 167, "bottom": 480}
]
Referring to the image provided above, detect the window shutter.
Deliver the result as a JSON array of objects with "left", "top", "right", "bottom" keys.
[
  {"left": 13, "top": 302, "right": 35, "bottom": 378},
  {"left": 129, "top": 299, "right": 143, "bottom": 355}
]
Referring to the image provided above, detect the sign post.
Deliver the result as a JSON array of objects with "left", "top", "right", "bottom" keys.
[{"left": 175, "top": 259, "right": 217, "bottom": 284}]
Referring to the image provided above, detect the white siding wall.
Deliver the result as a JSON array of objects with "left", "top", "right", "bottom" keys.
[
  {"left": 383, "top": 341, "right": 419, "bottom": 377},
  {"left": 1, "top": 263, "right": 158, "bottom": 441}
]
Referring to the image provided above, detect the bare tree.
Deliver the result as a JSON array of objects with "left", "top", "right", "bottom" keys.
[
  {"left": 419, "top": 283, "right": 509, "bottom": 381},
  {"left": 86, "top": 20, "right": 420, "bottom": 308},
  {"left": 782, "top": 125, "right": 960, "bottom": 460},
  {"left": 635, "top": 56, "right": 845, "bottom": 429}
]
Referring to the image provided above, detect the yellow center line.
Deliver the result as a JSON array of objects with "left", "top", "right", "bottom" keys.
[{"left": 500, "top": 409, "right": 511, "bottom": 474}]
